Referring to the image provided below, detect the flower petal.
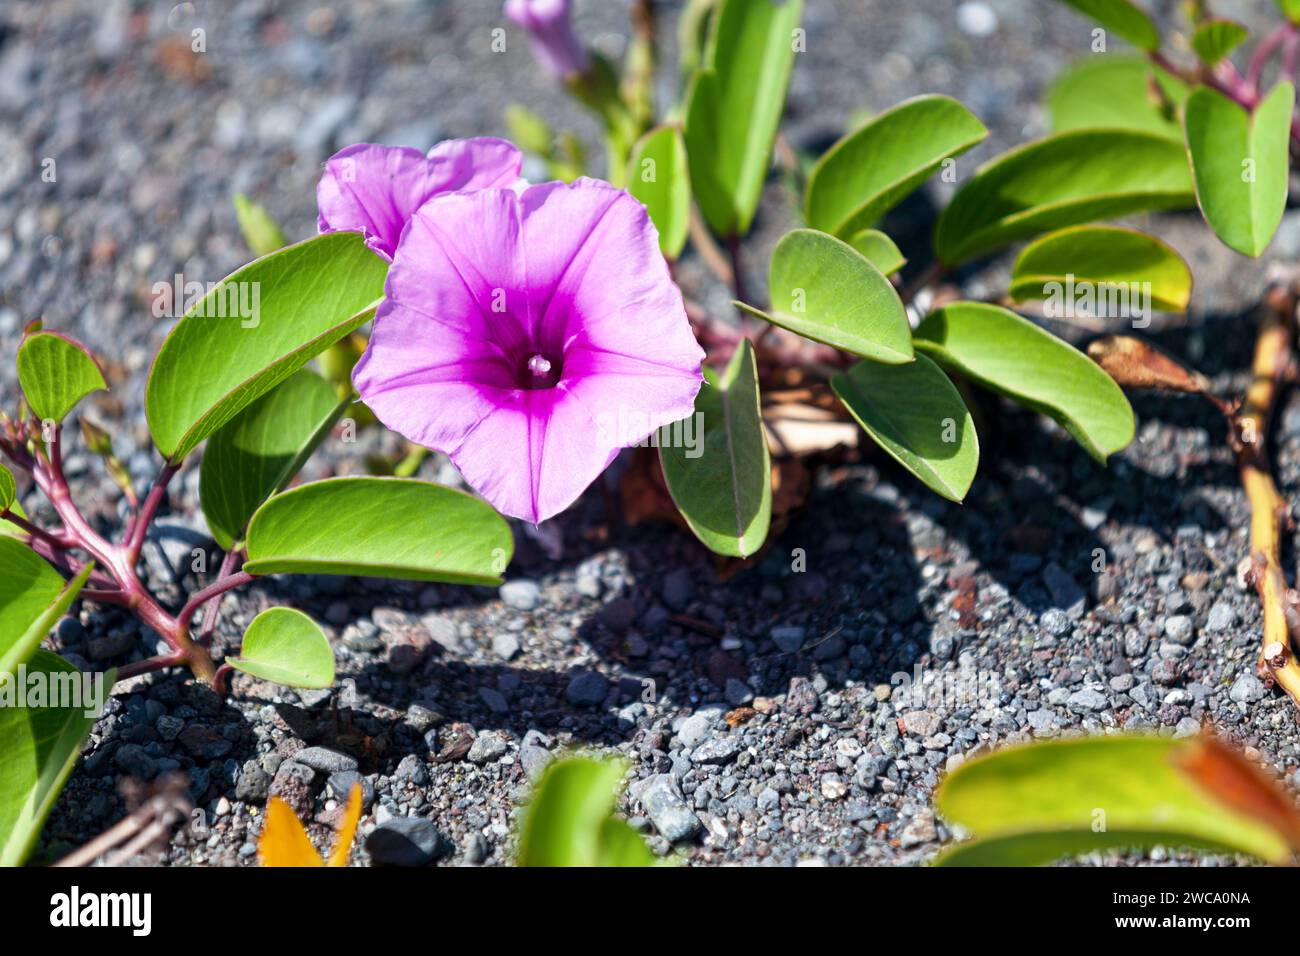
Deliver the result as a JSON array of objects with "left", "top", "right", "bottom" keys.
[{"left": 317, "top": 139, "right": 522, "bottom": 259}]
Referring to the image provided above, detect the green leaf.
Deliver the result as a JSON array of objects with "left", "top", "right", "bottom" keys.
[
  {"left": 0, "top": 539, "right": 94, "bottom": 678},
  {"left": 244, "top": 477, "right": 513, "bottom": 585},
  {"left": 1191, "top": 18, "right": 1249, "bottom": 66},
  {"left": 684, "top": 0, "right": 804, "bottom": 238},
  {"left": 0, "top": 651, "right": 112, "bottom": 866},
  {"left": 0, "top": 463, "right": 14, "bottom": 511},
  {"left": 200, "top": 369, "right": 343, "bottom": 550},
  {"left": 233, "top": 193, "right": 288, "bottom": 257},
  {"left": 1281, "top": 0, "right": 1300, "bottom": 25},
  {"left": 804, "top": 94, "right": 987, "bottom": 237},
  {"left": 1009, "top": 225, "right": 1192, "bottom": 313},
  {"left": 915, "top": 302, "right": 1135, "bottom": 462},
  {"left": 145, "top": 232, "right": 388, "bottom": 462},
  {"left": 737, "top": 229, "right": 913, "bottom": 362},
  {"left": 0, "top": 499, "right": 31, "bottom": 542},
  {"left": 517, "top": 756, "right": 657, "bottom": 867},
  {"left": 1184, "top": 81, "right": 1294, "bottom": 257},
  {"left": 830, "top": 353, "right": 979, "bottom": 502},
  {"left": 228, "top": 607, "right": 335, "bottom": 689},
  {"left": 16, "top": 331, "right": 107, "bottom": 424},
  {"left": 1056, "top": 0, "right": 1159, "bottom": 51},
  {"left": 935, "top": 735, "right": 1297, "bottom": 866},
  {"left": 846, "top": 229, "right": 906, "bottom": 276},
  {"left": 1047, "top": 55, "right": 1186, "bottom": 140},
  {"left": 659, "top": 339, "right": 771, "bottom": 559},
  {"left": 627, "top": 125, "right": 691, "bottom": 260},
  {"left": 933, "top": 129, "right": 1194, "bottom": 265}
]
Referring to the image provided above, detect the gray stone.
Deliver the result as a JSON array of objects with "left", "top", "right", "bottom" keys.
[
  {"left": 677, "top": 712, "right": 713, "bottom": 749},
  {"left": 566, "top": 670, "right": 609, "bottom": 706},
  {"left": 1230, "top": 674, "right": 1266, "bottom": 704},
  {"left": 661, "top": 568, "right": 695, "bottom": 611},
  {"left": 294, "top": 747, "right": 358, "bottom": 774},
  {"left": 634, "top": 774, "right": 702, "bottom": 843},
  {"left": 491, "top": 633, "right": 520, "bottom": 661},
  {"left": 467, "top": 731, "right": 508, "bottom": 764},
  {"left": 771, "top": 626, "right": 806, "bottom": 653},
  {"left": 1206, "top": 602, "right": 1236, "bottom": 632},
  {"left": 691, "top": 735, "right": 742, "bottom": 765},
  {"left": 500, "top": 579, "right": 541, "bottom": 611},
  {"left": 1067, "top": 688, "right": 1108, "bottom": 713},
  {"left": 365, "top": 817, "right": 447, "bottom": 867},
  {"left": 395, "top": 754, "right": 428, "bottom": 785},
  {"left": 1164, "top": 614, "right": 1195, "bottom": 645}
]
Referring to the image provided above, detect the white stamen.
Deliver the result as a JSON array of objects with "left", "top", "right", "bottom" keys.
[{"left": 527, "top": 354, "right": 552, "bottom": 376}]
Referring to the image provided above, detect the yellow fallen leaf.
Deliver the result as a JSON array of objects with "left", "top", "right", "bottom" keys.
[{"left": 258, "top": 783, "right": 362, "bottom": 867}]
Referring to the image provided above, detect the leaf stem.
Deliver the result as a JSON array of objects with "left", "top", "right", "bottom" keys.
[
  {"left": 0, "top": 508, "right": 76, "bottom": 549},
  {"left": 125, "top": 461, "right": 179, "bottom": 562},
  {"left": 176, "top": 571, "right": 256, "bottom": 636},
  {"left": 1235, "top": 285, "right": 1300, "bottom": 707},
  {"left": 1247, "top": 24, "right": 1290, "bottom": 92}
]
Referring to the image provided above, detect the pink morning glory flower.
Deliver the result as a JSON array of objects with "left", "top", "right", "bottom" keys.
[
  {"left": 316, "top": 138, "right": 523, "bottom": 260},
  {"left": 505, "top": 0, "right": 590, "bottom": 80},
  {"left": 353, "top": 177, "right": 705, "bottom": 524}
]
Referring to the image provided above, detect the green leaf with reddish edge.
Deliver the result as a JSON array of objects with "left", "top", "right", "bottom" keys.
[
  {"left": 627, "top": 125, "right": 691, "bottom": 260},
  {"left": 243, "top": 477, "right": 513, "bottom": 585},
  {"left": 846, "top": 229, "right": 906, "bottom": 276},
  {"left": 830, "top": 353, "right": 979, "bottom": 502},
  {"left": 517, "top": 756, "right": 659, "bottom": 867},
  {"left": 1184, "top": 81, "right": 1294, "bottom": 257},
  {"left": 934, "top": 735, "right": 1298, "bottom": 866},
  {"left": 1047, "top": 55, "right": 1186, "bottom": 140},
  {"left": 233, "top": 193, "right": 288, "bottom": 257},
  {"left": 228, "top": 607, "right": 335, "bottom": 689},
  {"left": 0, "top": 463, "right": 14, "bottom": 511},
  {"left": 736, "top": 229, "right": 912, "bottom": 362},
  {"left": 804, "top": 94, "right": 987, "bottom": 238},
  {"left": 684, "top": 0, "right": 804, "bottom": 238},
  {"left": 915, "top": 302, "right": 1134, "bottom": 462},
  {"left": 933, "top": 129, "right": 1194, "bottom": 265},
  {"left": 1056, "top": 0, "right": 1159, "bottom": 51},
  {"left": 16, "top": 330, "right": 107, "bottom": 424},
  {"left": 660, "top": 339, "right": 771, "bottom": 559},
  {"left": 1191, "top": 18, "right": 1249, "bottom": 66},
  {"left": 200, "top": 369, "right": 344, "bottom": 551},
  {"left": 0, "top": 650, "right": 114, "bottom": 866},
  {"left": 145, "top": 231, "right": 388, "bottom": 462},
  {"left": 1010, "top": 225, "right": 1192, "bottom": 313},
  {"left": 0, "top": 539, "right": 94, "bottom": 677}
]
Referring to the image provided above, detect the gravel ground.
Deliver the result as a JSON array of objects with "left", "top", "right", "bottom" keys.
[{"left": 7, "top": 0, "right": 1300, "bottom": 866}]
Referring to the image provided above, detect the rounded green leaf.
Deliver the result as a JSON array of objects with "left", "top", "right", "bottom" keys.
[
  {"left": 1191, "top": 18, "right": 1249, "bottom": 66},
  {"left": 933, "top": 129, "right": 1194, "bottom": 266},
  {"left": 1281, "top": 0, "right": 1300, "bottom": 24},
  {"left": 0, "top": 463, "right": 14, "bottom": 512},
  {"left": 0, "top": 539, "right": 94, "bottom": 677},
  {"left": 935, "top": 736, "right": 1295, "bottom": 866},
  {"left": 244, "top": 477, "right": 513, "bottom": 585},
  {"left": 0, "top": 650, "right": 112, "bottom": 866},
  {"left": 145, "top": 231, "right": 388, "bottom": 462},
  {"left": 518, "top": 756, "right": 657, "bottom": 867},
  {"left": 915, "top": 302, "right": 1135, "bottom": 461},
  {"left": 846, "top": 229, "right": 906, "bottom": 276},
  {"left": 1010, "top": 225, "right": 1192, "bottom": 313},
  {"left": 1057, "top": 0, "right": 1159, "bottom": 52},
  {"left": 228, "top": 607, "right": 335, "bottom": 689},
  {"left": 16, "top": 330, "right": 107, "bottom": 424},
  {"left": 738, "top": 229, "right": 912, "bottom": 362},
  {"left": 1184, "top": 81, "right": 1294, "bottom": 257},
  {"left": 233, "top": 193, "right": 289, "bottom": 257},
  {"left": 200, "top": 369, "right": 344, "bottom": 550},
  {"left": 684, "top": 0, "right": 804, "bottom": 238},
  {"left": 1047, "top": 55, "right": 1186, "bottom": 140},
  {"left": 830, "top": 353, "right": 979, "bottom": 502},
  {"left": 660, "top": 339, "right": 771, "bottom": 559},
  {"left": 627, "top": 125, "right": 691, "bottom": 260},
  {"left": 805, "top": 94, "right": 987, "bottom": 237}
]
